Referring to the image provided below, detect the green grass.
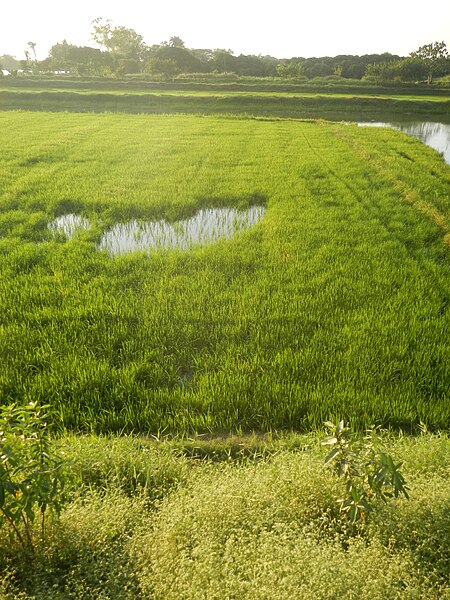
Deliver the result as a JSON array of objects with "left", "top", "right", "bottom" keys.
[
  {"left": 1, "top": 83, "right": 448, "bottom": 102},
  {"left": 3, "top": 74, "right": 450, "bottom": 95},
  {"left": 2, "top": 75, "right": 448, "bottom": 120},
  {"left": 0, "top": 111, "right": 449, "bottom": 433}
]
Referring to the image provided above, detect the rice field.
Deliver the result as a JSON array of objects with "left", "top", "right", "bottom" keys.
[{"left": 0, "top": 111, "right": 449, "bottom": 433}]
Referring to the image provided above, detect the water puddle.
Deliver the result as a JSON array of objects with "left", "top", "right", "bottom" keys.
[
  {"left": 358, "top": 121, "right": 450, "bottom": 164},
  {"left": 99, "top": 206, "right": 265, "bottom": 255},
  {"left": 48, "top": 206, "right": 265, "bottom": 254},
  {"left": 48, "top": 214, "right": 90, "bottom": 238}
]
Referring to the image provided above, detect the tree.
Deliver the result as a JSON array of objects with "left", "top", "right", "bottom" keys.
[
  {"left": 301, "top": 58, "right": 333, "bottom": 78},
  {"left": 364, "top": 61, "right": 399, "bottom": 83},
  {"left": 169, "top": 36, "right": 185, "bottom": 48},
  {"left": 91, "top": 17, "right": 146, "bottom": 72},
  {"left": 396, "top": 57, "right": 428, "bottom": 82},
  {"left": 144, "top": 57, "right": 180, "bottom": 80},
  {"left": 48, "top": 40, "right": 113, "bottom": 75},
  {"left": 28, "top": 41, "right": 37, "bottom": 63},
  {"left": 410, "top": 41, "right": 448, "bottom": 84},
  {"left": 209, "top": 49, "right": 236, "bottom": 73},
  {"left": 234, "top": 54, "right": 270, "bottom": 77},
  {"left": 0, "top": 55, "right": 20, "bottom": 71},
  {"left": 23, "top": 49, "right": 32, "bottom": 71},
  {"left": 152, "top": 44, "right": 204, "bottom": 73},
  {"left": 276, "top": 60, "right": 304, "bottom": 79}
]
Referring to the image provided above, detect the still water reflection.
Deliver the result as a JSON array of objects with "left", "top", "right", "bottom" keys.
[
  {"left": 49, "top": 207, "right": 265, "bottom": 254},
  {"left": 358, "top": 121, "right": 450, "bottom": 164},
  {"left": 99, "top": 207, "right": 265, "bottom": 255},
  {"left": 48, "top": 214, "right": 90, "bottom": 238}
]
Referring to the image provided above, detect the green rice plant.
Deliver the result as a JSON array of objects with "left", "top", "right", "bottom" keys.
[{"left": 57, "top": 433, "right": 191, "bottom": 503}]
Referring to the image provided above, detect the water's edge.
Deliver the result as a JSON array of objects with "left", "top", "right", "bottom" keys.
[{"left": 357, "top": 121, "right": 450, "bottom": 164}]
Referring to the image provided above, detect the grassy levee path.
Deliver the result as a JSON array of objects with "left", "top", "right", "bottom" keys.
[{"left": 1, "top": 87, "right": 450, "bottom": 120}]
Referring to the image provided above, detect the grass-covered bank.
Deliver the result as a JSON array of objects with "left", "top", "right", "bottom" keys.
[
  {"left": 1, "top": 431, "right": 449, "bottom": 599},
  {"left": 1, "top": 88, "right": 449, "bottom": 119},
  {"left": 2, "top": 74, "right": 450, "bottom": 96},
  {"left": 1, "top": 112, "right": 449, "bottom": 433}
]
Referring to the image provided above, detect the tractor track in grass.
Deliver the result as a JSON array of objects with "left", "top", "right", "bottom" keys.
[{"left": 298, "top": 123, "right": 450, "bottom": 305}]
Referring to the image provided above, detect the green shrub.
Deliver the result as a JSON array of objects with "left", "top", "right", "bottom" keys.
[
  {"left": 369, "top": 433, "right": 450, "bottom": 586},
  {"left": 1, "top": 433, "right": 448, "bottom": 598},
  {"left": 322, "top": 421, "right": 409, "bottom": 521},
  {"left": 1, "top": 489, "right": 146, "bottom": 599},
  {"left": 0, "top": 402, "right": 66, "bottom": 551}
]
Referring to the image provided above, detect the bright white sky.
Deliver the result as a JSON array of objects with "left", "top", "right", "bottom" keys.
[{"left": 1, "top": 0, "right": 450, "bottom": 60}]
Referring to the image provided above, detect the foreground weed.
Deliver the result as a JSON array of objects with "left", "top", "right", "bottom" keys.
[
  {"left": 0, "top": 402, "right": 66, "bottom": 551},
  {"left": 322, "top": 421, "right": 409, "bottom": 522}
]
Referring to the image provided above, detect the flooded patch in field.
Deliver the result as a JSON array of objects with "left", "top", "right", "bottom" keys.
[
  {"left": 99, "top": 206, "right": 265, "bottom": 255},
  {"left": 48, "top": 214, "right": 90, "bottom": 238}
]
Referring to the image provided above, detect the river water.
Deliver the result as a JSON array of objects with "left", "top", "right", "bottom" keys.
[{"left": 357, "top": 121, "right": 450, "bottom": 165}]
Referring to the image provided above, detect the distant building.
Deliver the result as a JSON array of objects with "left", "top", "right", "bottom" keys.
[{"left": 1, "top": 69, "right": 11, "bottom": 76}]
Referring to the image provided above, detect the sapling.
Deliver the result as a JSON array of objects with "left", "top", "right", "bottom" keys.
[
  {"left": 322, "top": 420, "right": 409, "bottom": 522},
  {"left": 0, "top": 402, "right": 66, "bottom": 550}
]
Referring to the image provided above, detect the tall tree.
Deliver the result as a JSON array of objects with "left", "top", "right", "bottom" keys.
[
  {"left": 169, "top": 36, "right": 185, "bottom": 48},
  {"left": 0, "top": 55, "right": 20, "bottom": 71},
  {"left": 410, "top": 41, "right": 448, "bottom": 84},
  {"left": 209, "top": 49, "right": 236, "bottom": 73},
  {"left": 48, "top": 40, "right": 112, "bottom": 75},
  {"left": 28, "top": 41, "right": 37, "bottom": 62},
  {"left": 91, "top": 17, "right": 146, "bottom": 71},
  {"left": 149, "top": 44, "right": 204, "bottom": 74}
]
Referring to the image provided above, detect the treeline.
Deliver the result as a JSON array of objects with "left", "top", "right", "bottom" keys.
[
  {"left": 0, "top": 46, "right": 412, "bottom": 81},
  {"left": 1, "top": 19, "right": 449, "bottom": 84}
]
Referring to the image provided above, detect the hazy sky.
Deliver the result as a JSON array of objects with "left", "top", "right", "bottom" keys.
[{"left": 2, "top": 0, "right": 450, "bottom": 60}]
